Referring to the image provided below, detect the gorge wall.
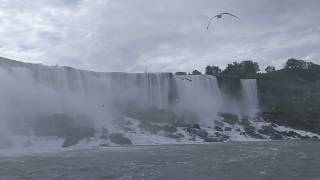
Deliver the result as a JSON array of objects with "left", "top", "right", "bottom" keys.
[{"left": 257, "top": 69, "right": 320, "bottom": 133}]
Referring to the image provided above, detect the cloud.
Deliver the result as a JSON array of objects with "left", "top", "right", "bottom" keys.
[{"left": 0, "top": 0, "right": 319, "bottom": 72}]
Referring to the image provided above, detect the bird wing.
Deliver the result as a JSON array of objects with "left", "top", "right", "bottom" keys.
[
  {"left": 221, "top": 12, "right": 239, "bottom": 18},
  {"left": 185, "top": 78, "right": 192, "bottom": 81},
  {"left": 206, "top": 15, "right": 218, "bottom": 30}
]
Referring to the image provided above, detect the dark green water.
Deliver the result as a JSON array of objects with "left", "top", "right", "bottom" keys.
[{"left": 1, "top": 141, "right": 320, "bottom": 180}]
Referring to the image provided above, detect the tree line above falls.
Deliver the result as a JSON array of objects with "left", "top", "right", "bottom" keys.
[{"left": 175, "top": 58, "right": 320, "bottom": 81}]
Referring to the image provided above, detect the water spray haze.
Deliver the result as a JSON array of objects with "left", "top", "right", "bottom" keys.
[{"left": 0, "top": 58, "right": 259, "bottom": 149}]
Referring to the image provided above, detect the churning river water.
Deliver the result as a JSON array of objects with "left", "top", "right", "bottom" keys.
[{"left": 0, "top": 141, "right": 320, "bottom": 180}]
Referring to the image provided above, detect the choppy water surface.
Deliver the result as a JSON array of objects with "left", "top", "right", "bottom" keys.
[{"left": 1, "top": 141, "right": 320, "bottom": 180}]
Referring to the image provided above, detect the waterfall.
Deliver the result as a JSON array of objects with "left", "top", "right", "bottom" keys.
[
  {"left": 0, "top": 58, "right": 260, "bottom": 148},
  {"left": 240, "top": 79, "right": 259, "bottom": 117},
  {"left": 174, "top": 75, "right": 224, "bottom": 122}
]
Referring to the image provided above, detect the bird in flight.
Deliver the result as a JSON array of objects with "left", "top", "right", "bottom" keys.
[
  {"left": 177, "top": 77, "right": 192, "bottom": 82},
  {"left": 206, "top": 12, "right": 239, "bottom": 30}
]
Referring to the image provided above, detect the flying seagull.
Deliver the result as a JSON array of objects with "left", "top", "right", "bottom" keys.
[
  {"left": 206, "top": 12, "right": 239, "bottom": 30},
  {"left": 177, "top": 77, "right": 192, "bottom": 82}
]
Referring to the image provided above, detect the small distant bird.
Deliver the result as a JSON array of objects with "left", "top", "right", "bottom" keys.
[
  {"left": 177, "top": 77, "right": 192, "bottom": 82},
  {"left": 207, "top": 12, "right": 239, "bottom": 30}
]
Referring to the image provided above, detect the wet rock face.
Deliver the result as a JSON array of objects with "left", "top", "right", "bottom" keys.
[
  {"left": 109, "top": 133, "right": 132, "bottom": 145},
  {"left": 220, "top": 113, "right": 239, "bottom": 125},
  {"left": 186, "top": 124, "right": 230, "bottom": 142},
  {"left": 186, "top": 125, "right": 208, "bottom": 139},
  {"left": 32, "top": 113, "right": 96, "bottom": 148},
  {"left": 214, "top": 126, "right": 223, "bottom": 132},
  {"left": 257, "top": 76, "right": 320, "bottom": 133},
  {"left": 214, "top": 120, "right": 224, "bottom": 128},
  {"left": 214, "top": 132, "right": 230, "bottom": 141},
  {"left": 258, "top": 126, "right": 283, "bottom": 140}
]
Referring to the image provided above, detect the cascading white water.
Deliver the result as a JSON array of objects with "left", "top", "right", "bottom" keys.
[
  {"left": 174, "top": 75, "right": 224, "bottom": 123},
  {"left": 240, "top": 79, "right": 259, "bottom": 117},
  {"left": 0, "top": 58, "right": 260, "bottom": 148}
]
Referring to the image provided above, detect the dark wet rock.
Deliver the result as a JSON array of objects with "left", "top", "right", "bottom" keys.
[
  {"left": 270, "top": 123, "right": 278, "bottom": 128},
  {"left": 62, "top": 136, "right": 81, "bottom": 148},
  {"left": 109, "top": 133, "right": 132, "bottom": 145},
  {"left": 214, "top": 132, "right": 222, "bottom": 136},
  {"left": 212, "top": 132, "right": 230, "bottom": 141},
  {"left": 261, "top": 112, "right": 293, "bottom": 126},
  {"left": 235, "top": 128, "right": 241, "bottom": 132},
  {"left": 214, "top": 120, "right": 224, "bottom": 128},
  {"left": 167, "top": 132, "right": 185, "bottom": 139},
  {"left": 186, "top": 127, "right": 209, "bottom": 139},
  {"left": 240, "top": 132, "right": 246, "bottom": 136},
  {"left": 220, "top": 113, "right": 239, "bottom": 125},
  {"left": 282, "top": 131, "right": 302, "bottom": 138},
  {"left": 224, "top": 127, "right": 232, "bottom": 131},
  {"left": 240, "top": 117, "right": 251, "bottom": 127},
  {"left": 32, "top": 113, "right": 96, "bottom": 148},
  {"left": 236, "top": 118, "right": 264, "bottom": 139},
  {"left": 214, "top": 126, "right": 223, "bottom": 132},
  {"left": 301, "top": 135, "right": 311, "bottom": 139},
  {"left": 192, "top": 124, "right": 201, "bottom": 130},
  {"left": 258, "top": 126, "right": 283, "bottom": 140},
  {"left": 312, "top": 136, "right": 319, "bottom": 139},
  {"left": 244, "top": 126, "right": 264, "bottom": 139}
]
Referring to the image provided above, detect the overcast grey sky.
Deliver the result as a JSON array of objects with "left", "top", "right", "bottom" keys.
[{"left": 0, "top": 0, "right": 319, "bottom": 72}]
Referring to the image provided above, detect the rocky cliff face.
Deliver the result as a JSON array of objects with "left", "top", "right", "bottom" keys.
[{"left": 257, "top": 69, "right": 320, "bottom": 133}]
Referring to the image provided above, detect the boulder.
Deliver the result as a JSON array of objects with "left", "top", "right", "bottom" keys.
[
  {"left": 99, "top": 144, "right": 109, "bottom": 147},
  {"left": 220, "top": 113, "right": 239, "bottom": 125},
  {"left": 214, "top": 120, "right": 224, "bottom": 128},
  {"left": 213, "top": 132, "right": 230, "bottom": 141},
  {"left": 186, "top": 127, "right": 208, "bottom": 139},
  {"left": 167, "top": 132, "right": 185, "bottom": 139},
  {"left": 224, "top": 127, "right": 232, "bottom": 131},
  {"left": 62, "top": 136, "right": 81, "bottom": 148},
  {"left": 214, "top": 126, "right": 223, "bottom": 132},
  {"left": 109, "top": 133, "right": 132, "bottom": 145},
  {"left": 258, "top": 126, "right": 283, "bottom": 140},
  {"left": 192, "top": 124, "right": 201, "bottom": 129},
  {"left": 282, "top": 131, "right": 302, "bottom": 138}
]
